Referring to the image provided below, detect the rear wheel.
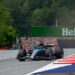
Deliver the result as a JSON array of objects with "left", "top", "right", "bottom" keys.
[
  {"left": 45, "top": 48, "right": 54, "bottom": 60},
  {"left": 55, "top": 46, "right": 64, "bottom": 58},
  {"left": 55, "top": 53, "right": 64, "bottom": 58}
]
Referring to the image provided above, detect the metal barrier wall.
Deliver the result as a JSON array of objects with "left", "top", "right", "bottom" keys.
[{"left": 58, "top": 39, "right": 75, "bottom": 48}]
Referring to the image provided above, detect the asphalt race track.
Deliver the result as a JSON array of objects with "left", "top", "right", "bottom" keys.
[{"left": 0, "top": 48, "right": 75, "bottom": 75}]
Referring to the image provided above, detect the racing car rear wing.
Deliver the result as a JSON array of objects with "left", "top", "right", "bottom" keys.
[{"left": 44, "top": 43, "right": 57, "bottom": 47}]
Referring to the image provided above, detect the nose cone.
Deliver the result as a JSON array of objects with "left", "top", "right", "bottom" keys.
[{"left": 31, "top": 49, "right": 38, "bottom": 59}]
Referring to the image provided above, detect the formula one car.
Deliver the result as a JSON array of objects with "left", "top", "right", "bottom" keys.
[{"left": 17, "top": 43, "right": 64, "bottom": 61}]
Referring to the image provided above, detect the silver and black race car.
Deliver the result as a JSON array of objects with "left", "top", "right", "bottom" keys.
[{"left": 17, "top": 43, "right": 64, "bottom": 61}]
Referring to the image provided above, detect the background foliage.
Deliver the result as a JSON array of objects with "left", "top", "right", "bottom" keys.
[{"left": 0, "top": 0, "right": 75, "bottom": 47}]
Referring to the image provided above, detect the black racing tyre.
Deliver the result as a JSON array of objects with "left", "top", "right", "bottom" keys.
[
  {"left": 45, "top": 48, "right": 54, "bottom": 60},
  {"left": 18, "top": 58, "right": 25, "bottom": 61},
  {"left": 17, "top": 50, "right": 27, "bottom": 61},
  {"left": 17, "top": 50, "right": 27, "bottom": 57},
  {"left": 55, "top": 46, "right": 64, "bottom": 58},
  {"left": 55, "top": 53, "right": 64, "bottom": 58}
]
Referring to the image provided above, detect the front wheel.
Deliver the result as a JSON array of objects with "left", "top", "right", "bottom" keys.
[
  {"left": 17, "top": 50, "right": 27, "bottom": 61},
  {"left": 18, "top": 57, "right": 26, "bottom": 61}
]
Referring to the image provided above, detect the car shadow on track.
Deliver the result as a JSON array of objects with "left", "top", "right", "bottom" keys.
[{"left": 17, "top": 57, "right": 62, "bottom": 62}]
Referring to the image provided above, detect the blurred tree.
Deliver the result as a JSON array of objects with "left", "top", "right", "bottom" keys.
[
  {"left": 2, "top": 0, "right": 75, "bottom": 34},
  {"left": 55, "top": 7, "right": 75, "bottom": 26},
  {"left": 0, "top": 25, "right": 17, "bottom": 47},
  {"left": 0, "top": 1, "right": 17, "bottom": 47}
]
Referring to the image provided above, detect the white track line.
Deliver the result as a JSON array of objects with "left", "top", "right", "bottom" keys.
[{"left": 25, "top": 54, "right": 74, "bottom": 75}]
